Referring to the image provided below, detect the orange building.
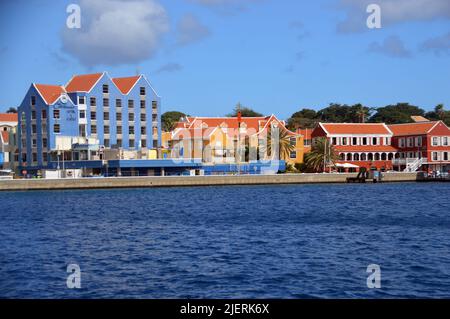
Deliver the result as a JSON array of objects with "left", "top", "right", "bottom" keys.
[{"left": 163, "top": 115, "right": 304, "bottom": 165}]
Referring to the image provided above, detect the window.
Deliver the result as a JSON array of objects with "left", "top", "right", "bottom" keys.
[
  {"left": 104, "top": 112, "right": 109, "bottom": 121},
  {"left": 32, "top": 124, "right": 37, "bottom": 134},
  {"left": 129, "top": 126, "right": 135, "bottom": 135},
  {"left": 444, "top": 152, "right": 449, "bottom": 161},
  {"left": 432, "top": 137, "right": 440, "bottom": 146},
  {"left": 153, "top": 140, "right": 158, "bottom": 148},
  {"left": 21, "top": 153, "right": 27, "bottom": 162},
  {"left": 372, "top": 137, "right": 377, "bottom": 145},
  {"left": 54, "top": 124, "right": 60, "bottom": 133},
  {"left": 104, "top": 139, "right": 110, "bottom": 147},
  {"left": 32, "top": 153, "right": 37, "bottom": 162},
  {"left": 91, "top": 111, "right": 96, "bottom": 120},
  {"left": 21, "top": 112, "right": 26, "bottom": 121},
  {"left": 152, "top": 101, "right": 157, "bottom": 109},
  {"left": 141, "top": 113, "right": 146, "bottom": 121},
  {"left": 415, "top": 136, "right": 422, "bottom": 147},
  {"left": 42, "top": 138, "right": 48, "bottom": 148},
  {"left": 128, "top": 100, "right": 134, "bottom": 108},
  {"left": 103, "top": 84, "right": 109, "bottom": 94},
  {"left": 129, "top": 113, "right": 134, "bottom": 121},
  {"left": 43, "top": 153, "right": 48, "bottom": 162},
  {"left": 141, "top": 126, "right": 146, "bottom": 135},
  {"left": 290, "top": 151, "right": 297, "bottom": 159},
  {"left": 443, "top": 137, "right": 449, "bottom": 146},
  {"left": 290, "top": 137, "right": 296, "bottom": 147},
  {"left": 32, "top": 139, "right": 37, "bottom": 147},
  {"left": 399, "top": 138, "right": 405, "bottom": 148},
  {"left": 152, "top": 114, "right": 157, "bottom": 122},
  {"left": 117, "top": 126, "right": 122, "bottom": 134},
  {"left": 117, "top": 139, "right": 122, "bottom": 147},
  {"left": 341, "top": 137, "right": 347, "bottom": 146},
  {"left": 53, "top": 109, "right": 60, "bottom": 119},
  {"left": 140, "top": 100, "right": 145, "bottom": 109},
  {"left": 432, "top": 152, "right": 438, "bottom": 161},
  {"left": 332, "top": 137, "right": 337, "bottom": 145},
  {"left": 31, "top": 96, "right": 36, "bottom": 106},
  {"left": 91, "top": 125, "right": 97, "bottom": 134},
  {"left": 117, "top": 113, "right": 122, "bottom": 121},
  {"left": 116, "top": 99, "right": 122, "bottom": 108},
  {"left": 362, "top": 137, "right": 367, "bottom": 145},
  {"left": 31, "top": 110, "right": 36, "bottom": 120},
  {"left": 140, "top": 87, "right": 145, "bottom": 95},
  {"left": 142, "top": 139, "right": 147, "bottom": 148},
  {"left": 407, "top": 138, "right": 413, "bottom": 147},
  {"left": 79, "top": 125, "right": 86, "bottom": 137},
  {"left": 129, "top": 139, "right": 135, "bottom": 148},
  {"left": 90, "top": 97, "right": 96, "bottom": 106},
  {"left": 22, "top": 139, "right": 26, "bottom": 148},
  {"left": 78, "top": 96, "right": 85, "bottom": 104},
  {"left": 103, "top": 98, "right": 109, "bottom": 107},
  {"left": 79, "top": 110, "right": 86, "bottom": 119},
  {"left": 42, "top": 110, "right": 47, "bottom": 119},
  {"left": 104, "top": 125, "right": 110, "bottom": 134}
]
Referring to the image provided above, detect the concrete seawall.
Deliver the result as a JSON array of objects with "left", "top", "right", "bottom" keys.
[{"left": 0, "top": 173, "right": 419, "bottom": 191}]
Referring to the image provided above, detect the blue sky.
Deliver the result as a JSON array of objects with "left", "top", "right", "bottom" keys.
[{"left": 0, "top": 0, "right": 449, "bottom": 119}]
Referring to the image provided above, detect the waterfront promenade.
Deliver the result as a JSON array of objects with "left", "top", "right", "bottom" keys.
[{"left": 0, "top": 172, "right": 419, "bottom": 191}]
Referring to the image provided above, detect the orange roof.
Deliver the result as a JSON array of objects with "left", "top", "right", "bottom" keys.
[
  {"left": 388, "top": 121, "right": 438, "bottom": 136},
  {"left": 297, "top": 128, "right": 312, "bottom": 139},
  {"left": 1, "top": 131, "right": 9, "bottom": 144},
  {"left": 321, "top": 123, "right": 392, "bottom": 135},
  {"left": 0, "top": 113, "right": 18, "bottom": 122},
  {"left": 65, "top": 73, "right": 103, "bottom": 93},
  {"left": 35, "top": 84, "right": 66, "bottom": 104},
  {"left": 112, "top": 76, "right": 141, "bottom": 94},
  {"left": 411, "top": 116, "right": 429, "bottom": 123},
  {"left": 334, "top": 145, "right": 397, "bottom": 152}
]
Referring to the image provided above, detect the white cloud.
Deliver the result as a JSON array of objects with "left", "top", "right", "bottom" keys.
[
  {"left": 176, "top": 14, "right": 211, "bottom": 46},
  {"left": 61, "top": 0, "right": 169, "bottom": 67},
  {"left": 337, "top": 0, "right": 450, "bottom": 33},
  {"left": 367, "top": 35, "right": 412, "bottom": 58},
  {"left": 187, "top": 0, "right": 262, "bottom": 15},
  {"left": 420, "top": 32, "right": 450, "bottom": 56}
]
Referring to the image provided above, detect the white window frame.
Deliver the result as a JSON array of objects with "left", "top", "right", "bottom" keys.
[{"left": 432, "top": 137, "right": 440, "bottom": 146}]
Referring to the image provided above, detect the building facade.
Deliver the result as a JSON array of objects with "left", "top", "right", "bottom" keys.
[
  {"left": 17, "top": 72, "right": 162, "bottom": 174},
  {"left": 389, "top": 120, "right": 450, "bottom": 172},
  {"left": 311, "top": 123, "right": 396, "bottom": 171},
  {"left": 0, "top": 113, "right": 18, "bottom": 169},
  {"left": 163, "top": 115, "right": 304, "bottom": 168}
]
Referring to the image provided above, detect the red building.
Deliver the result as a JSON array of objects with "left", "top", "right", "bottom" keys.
[
  {"left": 389, "top": 120, "right": 450, "bottom": 173},
  {"left": 311, "top": 123, "right": 396, "bottom": 171}
]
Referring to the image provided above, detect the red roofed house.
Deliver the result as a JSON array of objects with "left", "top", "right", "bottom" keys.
[
  {"left": 311, "top": 123, "right": 396, "bottom": 172},
  {"left": 163, "top": 115, "right": 304, "bottom": 166},
  {"left": 389, "top": 120, "right": 450, "bottom": 173},
  {"left": 0, "top": 113, "right": 19, "bottom": 169}
]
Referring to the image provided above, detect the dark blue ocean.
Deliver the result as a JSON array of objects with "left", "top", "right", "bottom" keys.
[{"left": 1, "top": 182, "right": 450, "bottom": 298}]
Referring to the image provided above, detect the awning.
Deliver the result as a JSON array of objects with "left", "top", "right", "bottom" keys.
[{"left": 336, "top": 163, "right": 359, "bottom": 168}]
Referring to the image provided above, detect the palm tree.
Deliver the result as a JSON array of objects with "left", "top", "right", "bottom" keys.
[
  {"left": 435, "top": 104, "right": 445, "bottom": 120},
  {"left": 262, "top": 127, "right": 295, "bottom": 161},
  {"left": 304, "top": 137, "right": 338, "bottom": 172}
]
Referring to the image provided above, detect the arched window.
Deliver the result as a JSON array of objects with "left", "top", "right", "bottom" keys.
[
  {"left": 375, "top": 153, "right": 380, "bottom": 161},
  {"left": 339, "top": 153, "right": 345, "bottom": 161},
  {"left": 368, "top": 153, "right": 373, "bottom": 161},
  {"left": 388, "top": 153, "right": 394, "bottom": 160},
  {"left": 354, "top": 153, "right": 360, "bottom": 161},
  {"left": 381, "top": 153, "right": 387, "bottom": 160},
  {"left": 346, "top": 153, "right": 352, "bottom": 161},
  {"left": 361, "top": 153, "right": 367, "bottom": 161}
]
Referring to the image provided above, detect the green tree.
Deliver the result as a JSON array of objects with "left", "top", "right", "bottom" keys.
[
  {"left": 263, "top": 127, "right": 295, "bottom": 161},
  {"left": 6, "top": 107, "right": 17, "bottom": 113},
  {"left": 304, "top": 137, "right": 338, "bottom": 172},
  {"left": 369, "top": 103, "right": 425, "bottom": 124},
  {"left": 227, "top": 102, "right": 263, "bottom": 117},
  {"left": 286, "top": 108, "right": 318, "bottom": 130},
  {"left": 161, "top": 111, "right": 186, "bottom": 132}
]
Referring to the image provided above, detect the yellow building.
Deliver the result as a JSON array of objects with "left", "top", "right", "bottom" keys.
[{"left": 162, "top": 115, "right": 305, "bottom": 165}]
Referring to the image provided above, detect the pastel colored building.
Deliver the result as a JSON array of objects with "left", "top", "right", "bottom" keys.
[
  {"left": 389, "top": 120, "right": 450, "bottom": 172},
  {"left": 311, "top": 122, "right": 396, "bottom": 171},
  {"left": 163, "top": 115, "right": 303, "bottom": 173},
  {"left": 0, "top": 113, "right": 18, "bottom": 169}
]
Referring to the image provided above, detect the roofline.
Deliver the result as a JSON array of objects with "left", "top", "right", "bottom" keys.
[
  {"left": 387, "top": 121, "right": 439, "bottom": 126},
  {"left": 427, "top": 120, "right": 444, "bottom": 134},
  {"left": 64, "top": 72, "right": 106, "bottom": 93},
  {"left": 319, "top": 122, "right": 393, "bottom": 136}
]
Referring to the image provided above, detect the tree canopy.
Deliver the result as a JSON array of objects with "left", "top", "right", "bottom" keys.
[
  {"left": 287, "top": 103, "right": 449, "bottom": 130},
  {"left": 227, "top": 103, "right": 263, "bottom": 117},
  {"left": 161, "top": 111, "right": 186, "bottom": 132},
  {"left": 6, "top": 107, "right": 17, "bottom": 113}
]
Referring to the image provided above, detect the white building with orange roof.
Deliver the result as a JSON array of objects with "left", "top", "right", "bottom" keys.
[{"left": 0, "top": 113, "right": 18, "bottom": 170}]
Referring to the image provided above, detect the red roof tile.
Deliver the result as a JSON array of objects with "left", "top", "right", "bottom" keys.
[
  {"left": 388, "top": 121, "right": 438, "bottom": 136},
  {"left": 65, "top": 73, "right": 103, "bottom": 93},
  {"left": 297, "top": 128, "right": 312, "bottom": 139},
  {"left": 321, "top": 123, "right": 392, "bottom": 135},
  {"left": 34, "top": 84, "right": 66, "bottom": 104},
  {"left": 0, "top": 113, "right": 18, "bottom": 122},
  {"left": 112, "top": 76, "right": 141, "bottom": 94}
]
